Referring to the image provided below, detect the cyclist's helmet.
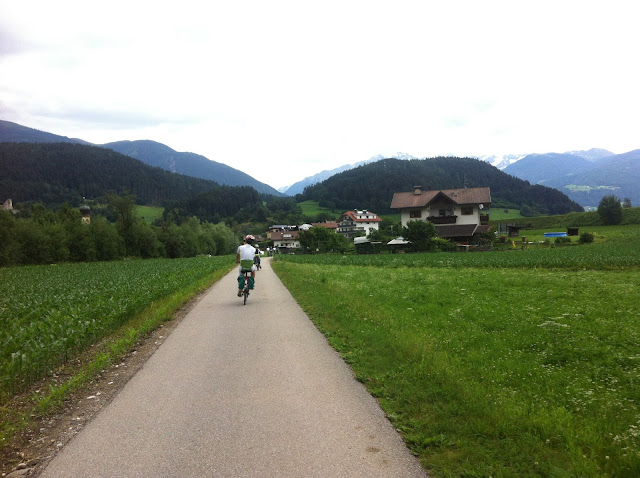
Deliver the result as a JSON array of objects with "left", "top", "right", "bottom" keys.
[{"left": 245, "top": 234, "right": 255, "bottom": 243}]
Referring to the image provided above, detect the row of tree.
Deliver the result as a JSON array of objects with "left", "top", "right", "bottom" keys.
[{"left": 0, "top": 195, "right": 239, "bottom": 267}]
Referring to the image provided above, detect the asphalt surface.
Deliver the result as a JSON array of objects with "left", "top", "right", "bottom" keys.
[{"left": 39, "top": 258, "right": 427, "bottom": 477}]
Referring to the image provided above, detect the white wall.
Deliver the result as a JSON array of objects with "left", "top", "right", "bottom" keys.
[{"left": 400, "top": 205, "right": 481, "bottom": 227}]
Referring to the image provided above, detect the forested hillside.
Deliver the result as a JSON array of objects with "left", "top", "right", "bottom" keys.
[
  {"left": 165, "top": 186, "right": 264, "bottom": 224},
  {"left": 103, "top": 140, "right": 283, "bottom": 196},
  {"left": 544, "top": 151, "right": 640, "bottom": 207},
  {"left": 503, "top": 153, "right": 597, "bottom": 185},
  {"left": 299, "top": 157, "right": 584, "bottom": 215},
  {"left": 503, "top": 149, "right": 640, "bottom": 207},
  {"left": 0, "top": 120, "right": 282, "bottom": 196},
  {"left": 0, "top": 142, "right": 233, "bottom": 207},
  {"left": 0, "top": 120, "right": 87, "bottom": 144}
]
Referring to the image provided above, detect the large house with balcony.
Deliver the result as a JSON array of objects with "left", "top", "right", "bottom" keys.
[
  {"left": 390, "top": 186, "right": 491, "bottom": 242},
  {"left": 336, "top": 210, "right": 381, "bottom": 240},
  {"left": 270, "top": 230, "right": 300, "bottom": 251}
]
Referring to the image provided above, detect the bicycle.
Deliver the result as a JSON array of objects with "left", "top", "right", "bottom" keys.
[
  {"left": 238, "top": 259, "right": 254, "bottom": 305},
  {"left": 241, "top": 269, "right": 251, "bottom": 305},
  {"left": 254, "top": 255, "right": 262, "bottom": 271}
]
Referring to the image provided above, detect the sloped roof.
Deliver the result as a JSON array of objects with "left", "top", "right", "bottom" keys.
[
  {"left": 271, "top": 230, "right": 299, "bottom": 240},
  {"left": 312, "top": 221, "right": 338, "bottom": 229},
  {"left": 391, "top": 187, "right": 491, "bottom": 209},
  {"left": 339, "top": 211, "right": 382, "bottom": 223}
]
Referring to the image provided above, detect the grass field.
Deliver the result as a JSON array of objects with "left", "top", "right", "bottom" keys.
[
  {"left": 272, "top": 226, "right": 640, "bottom": 477},
  {"left": 135, "top": 205, "right": 164, "bottom": 224},
  {"left": 499, "top": 207, "right": 640, "bottom": 230},
  {"left": 298, "top": 200, "right": 342, "bottom": 219},
  {"left": 488, "top": 208, "right": 524, "bottom": 221},
  {"left": 1, "top": 255, "right": 236, "bottom": 454},
  {"left": 3, "top": 216, "right": 638, "bottom": 475},
  {"left": 0, "top": 256, "right": 235, "bottom": 401}
]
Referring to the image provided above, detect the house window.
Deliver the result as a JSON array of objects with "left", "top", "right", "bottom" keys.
[
  {"left": 461, "top": 207, "right": 473, "bottom": 215},
  {"left": 439, "top": 209, "right": 447, "bottom": 217},
  {"left": 410, "top": 209, "right": 421, "bottom": 218}
]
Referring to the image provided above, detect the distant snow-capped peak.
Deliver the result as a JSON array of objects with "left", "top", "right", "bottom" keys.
[
  {"left": 371, "top": 152, "right": 419, "bottom": 161},
  {"left": 476, "top": 153, "right": 528, "bottom": 170}
]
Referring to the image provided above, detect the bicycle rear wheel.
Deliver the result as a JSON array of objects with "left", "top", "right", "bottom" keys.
[{"left": 243, "top": 287, "right": 249, "bottom": 305}]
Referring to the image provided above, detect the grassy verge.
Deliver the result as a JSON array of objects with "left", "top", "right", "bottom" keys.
[{"left": 272, "top": 238, "right": 640, "bottom": 476}]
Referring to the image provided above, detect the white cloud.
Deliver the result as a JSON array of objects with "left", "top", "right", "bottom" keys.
[{"left": 1, "top": 0, "right": 639, "bottom": 188}]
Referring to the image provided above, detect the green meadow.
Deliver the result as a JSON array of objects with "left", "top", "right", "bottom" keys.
[
  {"left": 488, "top": 208, "right": 524, "bottom": 221},
  {"left": 298, "top": 200, "right": 342, "bottom": 218},
  {"left": 135, "top": 205, "right": 164, "bottom": 224},
  {"left": 272, "top": 226, "right": 640, "bottom": 477},
  {"left": 0, "top": 256, "right": 235, "bottom": 397},
  {"left": 2, "top": 218, "right": 639, "bottom": 476}
]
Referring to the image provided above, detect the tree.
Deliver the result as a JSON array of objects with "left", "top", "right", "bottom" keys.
[
  {"left": 88, "top": 217, "right": 124, "bottom": 261},
  {"left": 367, "top": 227, "right": 396, "bottom": 245},
  {"left": 598, "top": 195, "right": 623, "bottom": 225},
  {"left": 132, "top": 222, "right": 164, "bottom": 258},
  {"left": 0, "top": 210, "right": 18, "bottom": 266},
  {"left": 298, "top": 227, "right": 349, "bottom": 253},
  {"left": 209, "top": 223, "right": 239, "bottom": 255},
  {"left": 402, "top": 220, "right": 436, "bottom": 252},
  {"left": 109, "top": 193, "right": 138, "bottom": 254},
  {"left": 623, "top": 198, "right": 632, "bottom": 208}
]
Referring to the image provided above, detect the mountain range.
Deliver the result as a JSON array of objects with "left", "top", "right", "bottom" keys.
[
  {"left": 0, "top": 120, "right": 282, "bottom": 196},
  {"left": 288, "top": 147, "right": 638, "bottom": 208},
  {"left": 502, "top": 149, "right": 640, "bottom": 207},
  {"left": 2, "top": 119, "right": 637, "bottom": 208},
  {"left": 279, "top": 153, "right": 418, "bottom": 195},
  {"left": 298, "top": 156, "right": 584, "bottom": 216}
]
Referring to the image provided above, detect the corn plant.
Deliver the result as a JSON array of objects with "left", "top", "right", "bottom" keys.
[{"left": 0, "top": 256, "right": 234, "bottom": 398}]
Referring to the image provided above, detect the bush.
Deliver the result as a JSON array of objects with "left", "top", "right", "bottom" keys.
[
  {"left": 403, "top": 220, "right": 437, "bottom": 252},
  {"left": 554, "top": 236, "right": 572, "bottom": 244},
  {"left": 579, "top": 232, "right": 595, "bottom": 244},
  {"left": 433, "top": 237, "right": 457, "bottom": 252}
]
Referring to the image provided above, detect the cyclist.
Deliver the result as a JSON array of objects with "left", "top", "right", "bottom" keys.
[
  {"left": 254, "top": 246, "right": 261, "bottom": 269},
  {"left": 236, "top": 235, "right": 257, "bottom": 296}
]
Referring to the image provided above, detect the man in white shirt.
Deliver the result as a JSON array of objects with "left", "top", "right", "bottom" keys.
[{"left": 236, "top": 235, "right": 257, "bottom": 296}]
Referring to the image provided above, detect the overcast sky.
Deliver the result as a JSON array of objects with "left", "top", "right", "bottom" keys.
[{"left": 1, "top": 1, "right": 638, "bottom": 189}]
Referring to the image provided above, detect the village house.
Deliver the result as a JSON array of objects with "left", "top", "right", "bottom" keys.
[
  {"left": 270, "top": 230, "right": 300, "bottom": 252},
  {"left": 390, "top": 186, "right": 491, "bottom": 242},
  {"left": 311, "top": 221, "right": 338, "bottom": 231},
  {"left": 266, "top": 225, "right": 296, "bottom": 240},
  {"left": 336, "top": 210, "right": 381, "bottom": 240}
]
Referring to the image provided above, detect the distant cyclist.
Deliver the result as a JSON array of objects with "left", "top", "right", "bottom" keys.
[
  {"left": 254, "top": 246, "right": 261, "bottom": 269},
  {"left": 236, "top": 235, "right": 257, "bottom": 296}
]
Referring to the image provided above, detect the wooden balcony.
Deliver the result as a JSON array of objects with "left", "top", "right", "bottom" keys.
[{"left": 427, "top": 215, "right": 457, "bottom": 225}]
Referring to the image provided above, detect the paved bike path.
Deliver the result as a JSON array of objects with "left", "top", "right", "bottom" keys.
[{"left": 40, "top": 258, "right": 427, "bottom": 477}]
